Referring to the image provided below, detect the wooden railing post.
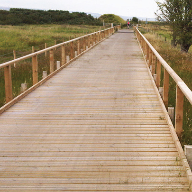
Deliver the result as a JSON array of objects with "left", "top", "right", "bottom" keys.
[
  {"left": 32, "top": 54, "right": 38, "bottom": 85},
  {"left": 146, "top": 44, "right": 149, "bottom": 61},
  {"left": 50, "top": 49, "right": 54, "bottom": 73},
  {"left": 94, "top": 33, "right": 97, "bottom": 44},
  {"left": 87, "top": 35, "right": 89, "bottom": 47},
  {"left": 90, "top": 34, "right": 92, "bottom": 46},
  {"left": 61, "top": 45, "right": 66, "bottom": 66},
  {"left": 152, "top": 53, "right": 156, "bottom": 75},
  {"left": 175, "top": 85, "right": 184, "bottom": 138},
  {"left": 156, "top": 59, "right": 161, "bottom": 88},
  {"left": 91, "top": 34, "right": 93, "bottom": 46},
  {"left": 32, "top": 46, "right": 38, "bottom": 85},
  {"left": 88, "top": 35, "right": 90, "bottom": 48},
  {"left": 82, "top": 37, "right": 85, "bottom": 51},
  {"left": 145, "top": 42, "right": 148, "bottom": 57},
  {"left": 77, "top": 40, "right": 80, "bottom": 55},
  {"left": 144, "top": 41, "right": 147, "bottom": 56},
  {"left": 163, "top": 69, "right": 169, "bottom": 109},
  {"left": 85, "top": 36, "right": 87, "bottom": 49},
  {"left": 143, "top": 40, "right": 145, "bottom": 53},
  {"left": 92, "top": 33, "right": 94, "bottom": 45},
  {"left": 4, "top": 65, "right": 13, "bottom": 103},
  {"left": 143, "top": 41, "right": 145, "bottom": 55},
  {"left": 70, "top": 41, "right": 74, "bottom": 59},
  {"left": 83, "top": 37, "right": 86, "bottom": 51},
  {"left": 148, "top": 48, "right": 152, "bottom": 67}
]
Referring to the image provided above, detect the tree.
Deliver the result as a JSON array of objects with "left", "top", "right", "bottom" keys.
[
  {"left": 156, "top": 0, "right": 182, "bottom": 47},
  {"left": 131, "top": 17, "right": 139, "bottom": 24},
  {"left": 179, "top": 0, "right": 192, "bottom": 52},
  {"left": 156, "top": 0, "right": 192, "bottom": 52},
  {"left": 0, "top": 8, "right": 101, "bottom": 26}
]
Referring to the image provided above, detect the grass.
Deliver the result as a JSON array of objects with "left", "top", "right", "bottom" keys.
[
  {"left": 0, "top": 24, "right": 103, "bottom": 63},
  {"left": 140, "top": 26, "right": 192, "bottom": 146},
  {"left": 0, "top": 24, "right": 104, "bottom": 107}
]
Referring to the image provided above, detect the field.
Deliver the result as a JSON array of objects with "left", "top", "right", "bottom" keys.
[
  {"left": 139, "top": 24, "right": 192, "bottom": 146},
  {"left": 0, "top": 24, "right": 104, "bottom": 107},
  {"left": 0, "top": 24, "right": 103, "bottom": 63}
]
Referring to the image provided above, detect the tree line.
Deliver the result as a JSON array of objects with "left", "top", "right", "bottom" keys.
[
  {"left": 0, "top": 8, "right": 102, "bottom": 26},
  {"left": 156, "top": 0, "right": 192, "bottom": 52}
]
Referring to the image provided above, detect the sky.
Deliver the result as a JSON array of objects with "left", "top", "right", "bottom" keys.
[{"left": 0, "top": 0, "right": 161, "bottom": 19}]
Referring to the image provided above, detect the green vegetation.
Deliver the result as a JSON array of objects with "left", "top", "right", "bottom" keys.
[
  {"left": 99, "top": 14, "right": 126, "bottom": 24},
  {"left": 0, "top": 24, "right": 103, "bottom": 107},
  {"left": 156, "top": 0, "right": 192, "bottom": 52},
  {"left": 0, "top": 24, "right": 102, "bottom": 63},
  {"left": 131, "top": 17, "right": 139, "bottom": 24},
  {"left": 0, "top": 8, "right": 102, "bottom": 26},
  {"left": 140, "top": 23, "right": 192, "bottom": 146}
]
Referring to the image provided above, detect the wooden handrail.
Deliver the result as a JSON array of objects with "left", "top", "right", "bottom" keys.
[
  {"left": 0, "top": 27, "right": 120, "bottom": 69},
  {"left": 135, "top": 28, "right": 192, "bottom": 105},
  {"left": 135, "top": 27, "right": 192, "bottom": 138},
  {"left": 0, "top": 25, "right": 121, "bottom": 109}
]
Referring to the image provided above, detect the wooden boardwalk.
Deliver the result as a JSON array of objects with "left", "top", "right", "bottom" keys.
[{"left": 0, "top": 29, "right": 191, "bottom": 191}]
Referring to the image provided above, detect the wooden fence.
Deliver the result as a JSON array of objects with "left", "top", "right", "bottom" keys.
[
  {"left": 135, "top": 27, "right": 192, "bottom": 139},
  {"left": 0, "top": 25, "right": 121, "bottom": 113}
]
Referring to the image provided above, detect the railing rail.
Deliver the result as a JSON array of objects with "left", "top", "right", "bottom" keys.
[
  {"left": 0, "top": 25, "right": 121, "bottom": 110},
  {"left": 135, "top": 27, "right": 192, "bottom": 138}
]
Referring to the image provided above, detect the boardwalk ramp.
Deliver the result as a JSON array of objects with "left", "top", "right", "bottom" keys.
[{"left": 0, "top": 29, "right": 191, "bottom": 191}]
